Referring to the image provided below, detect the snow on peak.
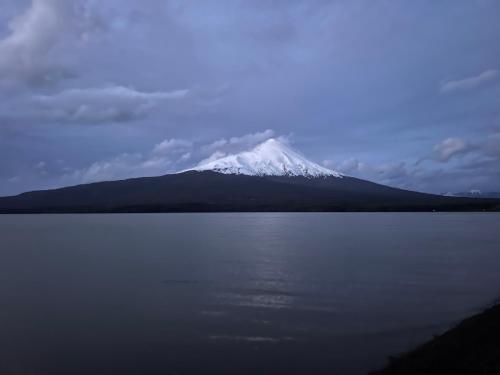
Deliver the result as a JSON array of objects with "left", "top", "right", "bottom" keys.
[{"left": 189, "top": 138, "right": 342, "bottom": 178}]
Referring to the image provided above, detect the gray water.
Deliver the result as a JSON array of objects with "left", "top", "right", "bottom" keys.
[{"left": 1, "top": 213, "right": 500, "bottom": 375}]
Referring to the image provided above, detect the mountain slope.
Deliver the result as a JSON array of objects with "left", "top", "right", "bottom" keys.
[{"left": 0, "top": 171, "right": 498, "bottom": 213}]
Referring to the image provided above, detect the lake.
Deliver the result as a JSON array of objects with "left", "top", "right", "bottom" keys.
[{"left": 1, "top": 213, "right": 500, "bottom": 375}]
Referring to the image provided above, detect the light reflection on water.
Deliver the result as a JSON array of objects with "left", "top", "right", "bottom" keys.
[
  {"left": 216, "top": 290, "right": 296, "bottom": 309},
  {"left": 1, "top": 213, "right": 500, "bottom": 375}
]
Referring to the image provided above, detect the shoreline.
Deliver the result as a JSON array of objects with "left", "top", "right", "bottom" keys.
[{"left": 370, "top": 302, "right": 500, "bottom": 374}]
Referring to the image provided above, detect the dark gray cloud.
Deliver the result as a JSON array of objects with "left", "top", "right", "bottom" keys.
[
  {"left": 1, "top": 0, "right": 500, "bottom": 196},
  {"left": 33, "top": 86, "right": 190, "bottom": 123},
  {"left": 0, "top": 0, "right": 102, "bottom": 88}
]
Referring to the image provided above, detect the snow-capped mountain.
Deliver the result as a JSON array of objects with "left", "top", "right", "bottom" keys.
[
  {"left": 2, "top": 137, "right": 498, "bottom": 212},
  {"left": 190, "top": 138, "right": 342, "bottom": 178}
]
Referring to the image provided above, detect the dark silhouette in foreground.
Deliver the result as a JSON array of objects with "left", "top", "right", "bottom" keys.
[
  {"left": 371, "top": 304, "right": 500, "bottom": 375},
  {"left": 0, "top": 171, "right": 499, "bottom": 213}
]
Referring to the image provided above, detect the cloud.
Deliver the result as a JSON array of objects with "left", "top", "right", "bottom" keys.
[
  {"left": 325, "top": 156, "right": 451, "bottom": 192},
  {"left": 415, "top": 137, "right": 474, "bottom": 165},
  {"left": 323, "top": 158, "right": 360, "bottom": 174},
  {"left": 202, "top": 129, "right": 275, "bottom": 154},
  {"left": 440, "top": 69, "right": 498, "bottom": 94},
  {"left": 374, "top": 162, "right": 409, "bottom": 181},
  {"left": 324, "top": 157, "right": 408, "bottom": 182},
  {"left": 64, "top": 137, "right": 194, "bottom": 184},
  {"left": 66, "top": 152, "right": 154, "bottom": 183},
  {"left": 201, "top": 139, "right": 228, "bottom": 153},
  {"left": 34, "top": 85, "right": 190, "bottom": 123},
  {"left": 194, "top": 129, "right": 294, "bottom": 168},
  {"left": 197, "top": 151, "right": 227, "bottom": 166},
  {"left": 196, "top": 129, "right": 298, "bottom": 167},
  {"left": 7, "top": 176, "right": 20, "bottom": 183},
  {"left": 324, "top": 130, "right": 500, "bottom": 193},
  {"left": 0, "top": 0, "right": 100, "bottom": 88},
  {"left": 0, "top": 82, "right": 220, "bottom": 126},
  {"left": 431, "top": 137, "right": 471, "bottom": 162},
  {"left": 416, "top": 132, "right": 500, "bottom": 167},
  {"left": 228, "top": 129, "right": 275, "bottom": 147},
  {"left": 152, "top": 138, "right": 193, "bottom": 155},
  {"left": 35, "top": 161, "right": 46, "bottom": 169}
]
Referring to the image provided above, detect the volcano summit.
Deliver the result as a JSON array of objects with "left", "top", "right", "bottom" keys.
[{"left": 191, "top": 138, "right": 341, "bottom": 178}]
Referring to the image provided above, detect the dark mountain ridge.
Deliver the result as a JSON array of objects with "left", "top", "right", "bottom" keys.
[{"left": 0, "top": 171, "right": 498, "bottom": 213}]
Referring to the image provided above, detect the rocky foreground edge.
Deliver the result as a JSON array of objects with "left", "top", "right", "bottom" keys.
[{"left": 370, "top": 303, "right": 500, "bottom": 375}]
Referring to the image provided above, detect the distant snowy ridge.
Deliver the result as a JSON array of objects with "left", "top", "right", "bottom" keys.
[
  {"left": 444, "top": 190, "right": 500, "bottom": 199},
  {"left": 188, "top": 138, "right": 342, "bottom": 178}
]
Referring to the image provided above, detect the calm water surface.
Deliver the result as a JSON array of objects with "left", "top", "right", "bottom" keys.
[{"left": 1, "top": 213, "right": 500, "bottom": 375}]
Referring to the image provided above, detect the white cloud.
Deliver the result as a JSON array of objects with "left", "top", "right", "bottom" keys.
[
  {"left": 431, "top": 137, "right": 470, "bottom": 162},
  {"left": 38, "top": 86, "right": 190, "bottom": 102},
  {"left": 440, "top": 69, "right": 498, "bottom": 94},
  {"left": 179, "top": 152, "right": 191, "bottom": 162},
  {"left": 67, "top": 153, "right": 148, "bottom": 183},
  {"left": 201, "top": 139, "right": 228, "bottom": 153},
  {"left": 152, "top": 138, "right": 192, "bottom": 155},
  {"left": 322, "top": 158, "right": 367, "bottom": 175},
  {"left": 34, "top": 85, "right": 190, "bottom": 123},
  {"left": 228, "top": 129, "right": 275, "bottom": 147},
  {"left": 339, "top": 158, "right": 362, "bottom": 174},
  {"left": 323, "top": 156, "right": 412, "bottom": 187},
  {"left": 63, "top": 137, "right": 194, "bottom": 184},
  {"left": 414, "top": 137, "right": 474, "bottom": 165},
  {"left": 197, "top": 151, "right": 226, "bottom": 165},
  {"left": 201, "top": 129, "right": 276, "bottom": 154},
  {"left": 35, "top": 161, "right": 46, "bottom": 169}
]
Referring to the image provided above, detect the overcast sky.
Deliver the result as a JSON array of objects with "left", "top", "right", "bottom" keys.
[{"left": 1, "top": 0, "right": 499, "bottom": 196}]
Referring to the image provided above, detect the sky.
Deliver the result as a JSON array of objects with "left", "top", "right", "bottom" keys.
[{"left": 1, "top": 0, "right": 499, "bottom": 196}]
